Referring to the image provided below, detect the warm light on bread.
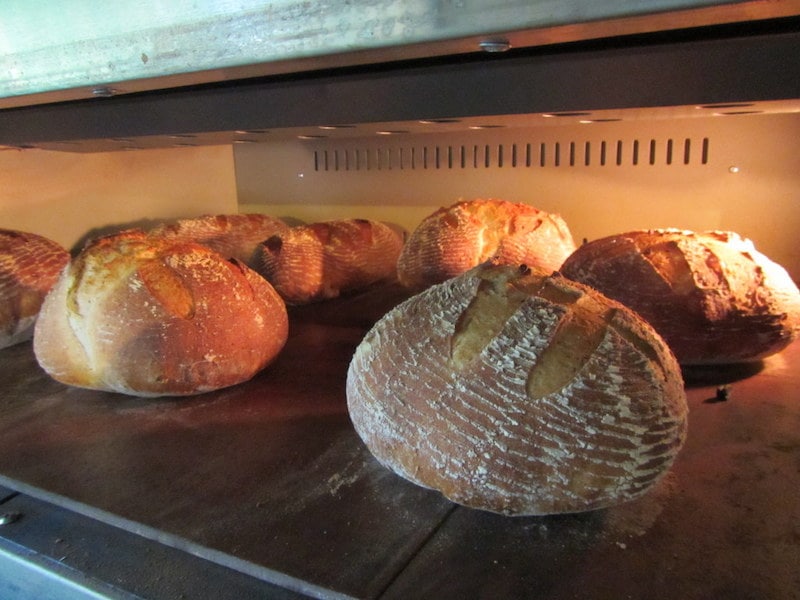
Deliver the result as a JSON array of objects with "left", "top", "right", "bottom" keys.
[
  {"left": 148, "top": 213, "right": 288, "bottom": 268},
  {"left": 1, "top": 229, "right": 70, "bottom": 349},
  {"left": 561, "top": 229, "right": 800, "bottom": 365},
  {"left": 397, "top": 198, "right": 576, "bottom": 291},
  {"left": 34, "top": 230, "right": 288, "bottom": 397},
  {"left": 347, "top": 263, "right": 687, "bottom": 516},
  {"left": 254, "top": 219, "right": 404, "bottom": 304}
]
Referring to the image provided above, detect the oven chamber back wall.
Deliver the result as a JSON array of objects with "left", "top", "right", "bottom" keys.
[
  {"left": 236, "top": 111, "right": 800, "bottom": 280},
  {"left": 1, "top": 110, "right": 795, "bottom": 281},
  {"left": 0, "top": 145, "right": 238, "bottom": 248}
]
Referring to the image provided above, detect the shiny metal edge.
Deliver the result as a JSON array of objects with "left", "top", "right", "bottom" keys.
[{"left": 1, "top": 0, "right": 796, "bottom": 109}]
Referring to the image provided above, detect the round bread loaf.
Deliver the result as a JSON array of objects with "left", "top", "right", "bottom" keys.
[
  {"left": 148, "top": 213, "right": 288, "bottom": 268},
  {"left": 254, "top": 219, "right": 404, "bottom": 304},
  {"left": 560, "top": 229, "right": 800, "bottom": 365},
  {"left": 1, "top": 229, "right": 70, "bottom": 349},
  {"left": 347, "top": 263, "right": 687, "bottom": 516},
  {"left": 34, "top": 230, "right": 288, "bottom": 397},
  {"left": 397, "top": 198, "right": 576, "bottom": 291}
]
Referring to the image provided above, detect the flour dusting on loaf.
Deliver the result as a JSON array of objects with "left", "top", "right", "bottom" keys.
[
  {"left": 347, "top": 263, "right": 687, "bottom": 516},
  {"left": 1, "top": 229, "right": 70, "bottom": 349},
  {"left": 397, "top": 198, "right": 576, "bottom": 290},
  {"left": 561, "top": 229, "right": 800, "bottom": 365},
  {"left": 34, "top": 230, "right": 288, "bottom": 397}
]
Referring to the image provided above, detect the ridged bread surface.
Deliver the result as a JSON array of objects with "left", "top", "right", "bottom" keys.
[
  {"left": 561, "top": 229, "right": 800, "bottom": 365},
  {"left": 33, "top": 230, "right": 288, "bottom": 397},
  {"left": 254, "top": 219, "right": 404, "bottom": 304},
  {"left": 148, "top": 213, "right": 288, "bottom": 269},
  {"left": 397, "top": 199, "right": 576, "bottom": 290},
  {"left": 1, "top": 229, "right": 70, "bottom": 349},
  {"left": 347, "top": 264, "right": 687, "bottom": 516}
]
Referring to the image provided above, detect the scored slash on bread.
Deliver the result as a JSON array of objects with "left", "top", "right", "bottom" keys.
[{"left": 347, "top": 262, "right": 687, "bottom": 516}]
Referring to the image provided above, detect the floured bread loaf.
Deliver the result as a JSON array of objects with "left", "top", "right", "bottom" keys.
[
  {"left": 254, "top": 219, "right": 404, "bottom": 304},
  {"left": 397, "top": 198, "right": 576, "bottom": 290},
  {"left": 1, "top": 229, "right": 70, "bottom": 349},
  {"left": 347, "top": 263, "right": 687, "bottom": 516},
  {"left": 148, "top": 213, "right": 288, "bottom": 268},
  {"left": 561, "top": 229, "right": 800, "bottom": 365},
  {"left": 34, "top": 230, "right": 288, "bottom": 397}
]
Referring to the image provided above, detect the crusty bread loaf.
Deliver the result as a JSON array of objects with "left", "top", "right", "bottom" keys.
[
  {"left": 560, "top": 229, "right": 800, "bottom": 365},
  {"left": 254, "top": 219, "right": 404, "bottom": 305},
  {"left": 148, "top": 213, "right": 288, "bottom": 268},
  {"left": 1, "top": 229, "right": 70, "bottom": 349},
  {"left": 34, "top": 230, "right": 288, "bottom": 397},
  {"left": 347, "top": 263, "right": 687, "bottom": 516},
  {"left": 397, "top": 198, "right": 576, "bottom": 291}
]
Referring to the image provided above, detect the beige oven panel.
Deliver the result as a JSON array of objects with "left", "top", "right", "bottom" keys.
[
  {"left": 0, "top": 145, "right": 237, "bottom": 250},
  {"left": 236, "top": 110, "right": 800, "bottom": 280}
]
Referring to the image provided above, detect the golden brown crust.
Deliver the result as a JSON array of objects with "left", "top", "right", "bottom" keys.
[
  {"left": 33, "top": 230, "right": 288, "bottom": 397},
  {"left": 0, "top": 229, "right": 70, "bottom": 349},
  {"left": 254, "top": 219, "right": 404, "bottom": 304},
  {"left": 560, "top": 229, "right": 800, "bottom": 365},
  {"left": 148, "top": 213, "right": 288, "bottom": 269},
  {"left": 346, "top": 263, "right": 687, "bottom": 516},
  {"left": 396, "top": 199, "right": 576, "bottom": 291}
]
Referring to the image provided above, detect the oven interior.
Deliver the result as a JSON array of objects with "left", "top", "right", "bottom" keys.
[{"left": 0, "top": 11, "right": 799, "bottom": 600}]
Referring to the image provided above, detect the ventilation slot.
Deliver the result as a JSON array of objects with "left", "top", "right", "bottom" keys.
[{"left": 313, "top": 137, "right": 710, "bottom": 172}]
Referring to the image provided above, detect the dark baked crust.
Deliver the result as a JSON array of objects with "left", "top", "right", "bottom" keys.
[
  {"left": 561, "top": 229, "right": 800, "bottom": 365},
  {"left": 347, "top": 263, "right": 687, "bottom": 516}
]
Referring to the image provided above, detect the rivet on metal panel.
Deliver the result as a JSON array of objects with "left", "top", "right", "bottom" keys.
[
  {"left": 91, "top": 86, "right": 119, "bottom": 98},
  {"left": 478, "top": 39, "right": 511, "bottom": 53}
]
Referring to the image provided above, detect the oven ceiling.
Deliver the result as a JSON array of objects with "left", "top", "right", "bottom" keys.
[
  {"left": 1, "top": 21, "right": 799, "bottom": 152},
  {"left": 1, "top": 0, "right": 799, "bottom": 109}
]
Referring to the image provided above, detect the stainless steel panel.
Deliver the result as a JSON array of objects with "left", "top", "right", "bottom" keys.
[
  {"left": 3, "top": 1, "right": 794, "bottom": 108},
  {"left": 0, "top": 492, "right": 310, "bottom": 600},
  {"left": 2, "top": 24, "right": 799, "bottom": 149}
]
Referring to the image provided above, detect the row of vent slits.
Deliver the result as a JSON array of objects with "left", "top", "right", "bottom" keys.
[{"left": 314, "top": 138, "right": 710, "bottom": 172}]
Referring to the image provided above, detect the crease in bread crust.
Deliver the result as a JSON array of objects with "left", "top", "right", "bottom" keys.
[{"left": 525, "top": 298, "right": 613, "bottom": 401}]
